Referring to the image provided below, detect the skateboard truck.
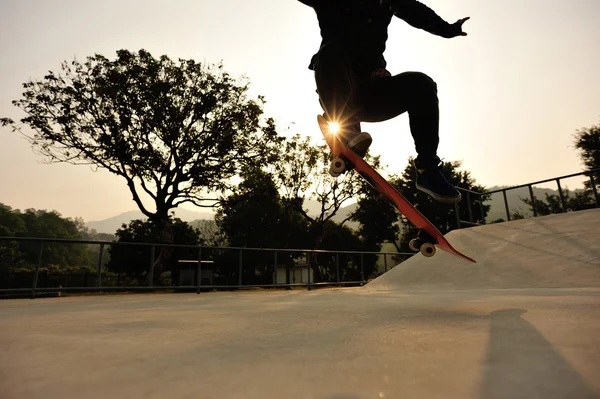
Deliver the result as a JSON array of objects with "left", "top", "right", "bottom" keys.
[
  {"left": 408, "top": 230, "right": 437, "bottom": 257},
  {"left": 318, "top": 118, "right": 356, "bottom": 177}
]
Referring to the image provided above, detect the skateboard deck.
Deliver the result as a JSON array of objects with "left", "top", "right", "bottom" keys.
[{"left": 317, "top": 114, "right": 476, "bottom": 263}]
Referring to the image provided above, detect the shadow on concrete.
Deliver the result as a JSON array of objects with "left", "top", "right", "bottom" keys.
[{"left": 478, "top": 308, "right": 599, "bottom": 399}]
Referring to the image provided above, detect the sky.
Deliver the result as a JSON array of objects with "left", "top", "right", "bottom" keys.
[{"left": 1, "top": 0, "right": 599, "bottom": 222}]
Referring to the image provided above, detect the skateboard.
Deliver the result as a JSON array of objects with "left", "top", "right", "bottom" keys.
[{"left": 317, "top": 114, "right": 476, "bottom": 263}]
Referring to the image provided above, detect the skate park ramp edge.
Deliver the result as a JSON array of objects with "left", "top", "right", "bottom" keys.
[{"left": 365, "top": 208, "right": 600, "bottom": 291}]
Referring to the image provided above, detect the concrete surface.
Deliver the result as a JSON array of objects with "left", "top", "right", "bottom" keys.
[
  {"left": 366, "top": 208, "right": 600, "bottom": 291},
  {"left": 1, "top": 209, "right": 600, "bottom": 399}
]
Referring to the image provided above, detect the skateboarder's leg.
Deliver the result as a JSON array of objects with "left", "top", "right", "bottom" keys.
[
  {"left": 361, "top": 71, "right": 461, "bottom": 203},
  {"left": 312, "top": 42, "right": 372, "bottom": 157}
]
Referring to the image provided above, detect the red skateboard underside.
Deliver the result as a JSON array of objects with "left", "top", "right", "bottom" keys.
[{"left": 317, "top": 115, "right": 476, "bottom": 263}]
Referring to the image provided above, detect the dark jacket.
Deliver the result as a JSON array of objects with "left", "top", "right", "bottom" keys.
[{"left": 298, "top": 0, "right": 456, "bottom": 77}]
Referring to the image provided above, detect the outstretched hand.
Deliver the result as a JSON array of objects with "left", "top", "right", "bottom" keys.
[{"left": 447, "top": 16, "right": 470, "bottom": 38}]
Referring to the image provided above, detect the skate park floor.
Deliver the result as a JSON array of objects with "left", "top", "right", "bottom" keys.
[{"left": 1, "top": 209, "right": 600, "bottom": 399}]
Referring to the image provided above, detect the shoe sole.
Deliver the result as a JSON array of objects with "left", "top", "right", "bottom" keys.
[
  {"left": 347, "top": 134, "right": 372, "bottom": 158},
  {"left": 416, "top": 183, "right": 462, "bottom": 204}
]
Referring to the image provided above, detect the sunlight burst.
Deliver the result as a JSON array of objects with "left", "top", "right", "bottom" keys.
[{"left": 328, "top": 122, "right": 340, "bottom": 135}]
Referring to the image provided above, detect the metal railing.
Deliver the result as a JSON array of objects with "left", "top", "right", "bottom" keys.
[
  {"left": 455, "top": 168, "right": 600, "bottom": 228},
  {"left": 0, "top": 236, "right": 412, "bottom": 299}
]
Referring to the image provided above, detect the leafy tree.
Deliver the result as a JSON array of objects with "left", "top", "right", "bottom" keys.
[
  {"left": 217, "top": 167, "right": 309, "bottom": 249},
  {"left": 215, "top": 167, "right": 310, "bottom": 285},
  {"left": 352, "top": 157, "right": 490, "bottom": 252},
  {"left": 0, "top": 204, "right": 27, "bottom": 273},
  {"left": 2, "top": 49, "right": 282, "bottom": 280},
  {"left": 573, "top": 121, "right": 600, "bottom": 191},
  {"left": 272, "top": 134, "right": 377, "bottom": 239},
  {"left": 313, "top": 221, "right": 379, "bottom": 282},
  {"left": 270, "top": 133, "right": 380, "bottom": 281},
  {"left": 215, "top": 167, "right": 379, "bottom": 284},
  {"left": 77, "top": 225, "right": 116, "bottom": 271},
  {"left": 18, "top": 209, "right": 90, "bottom": 269},
  {"left": 351, "top": 174, "right": 401, "bottom": 250},
  {"left": 520, "top": 189, "right": 594, "bottom": 216},
  {"left": 0, "top": 205, "right": 95, "bottom": 273},
  {"left": 106, "top": 217, "right": 200, "bottom": 285},
  {"left": 189, "top": 220, "right": 228, "bottom": 247},
  {"left": 0, "top": 203, "right": 26, "bottom": 237}
]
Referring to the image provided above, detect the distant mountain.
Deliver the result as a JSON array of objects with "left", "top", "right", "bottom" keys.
[
  {"left": 85, "top": 200, "right": 360, "bottom": 234},
  {"left": 85, "top": 208, "right": 214, "bottom": 234}
]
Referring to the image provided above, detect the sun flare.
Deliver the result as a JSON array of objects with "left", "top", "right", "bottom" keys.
[{"left": 328, "top": 122, "right": 340, "bottom": 134}]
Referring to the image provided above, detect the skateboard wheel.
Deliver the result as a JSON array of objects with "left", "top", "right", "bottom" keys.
[
  {"left": 409, "top": 239, "right": 420, "bottom": 252},
  {"left": 330, "top": 158, "right": 346, "bottom": 175},
  {"left": 420, "top": 242, "right": 436, "bottom": 257}
]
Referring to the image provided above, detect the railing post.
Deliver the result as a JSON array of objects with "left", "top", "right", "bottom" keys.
[
  {"left": 97, "top": 243, "right": 104, "bottom": 288},
  {"left": 503, "top": 190, "right": 511, "bottom": 221},
  {"left": 285, "top": 251, "right": 291, "bottom": 289},
  {"left": 361, "top": 254, "right": 365, "bottom": 284},
  {"left": 31, "top": 240, "right": 44, "bottom": 299},
  {"left": 148, "top": 245, "right": 156, "bottom": 287},
  {"left": 336, "top": 253, "right": 340, "bottom": 286},
  {"left": 528, "top": 184, "right": 537, "bottom": 217},
  {"left": 307, "top": 251, "right": 312, "bottom": 291},
  {"left": 589, "top": 174, "right": 599, "bottom": 207},
  {"left": 454, "top": 202, "right": 461, "bottom": 228},
  {"left": 196, "top": 246, "right": 202, "bottom": 294},
  {"left": 273, "top": 250, "right": 278, "bottom": 287},
  {"left": 467, "top": 192, "right": 474, "bottom": 224},
  {"left": 384, "top": 253, "right": 388, "bottom": 273},
  {"left": 238, "top": 249, "right": 243, "bottom": 287},
  {"left": 478, "top": 195, "right": 486, "bottom": 224},
  {"left": 556, "top": 179, "right": 567, "bottom": 212}
]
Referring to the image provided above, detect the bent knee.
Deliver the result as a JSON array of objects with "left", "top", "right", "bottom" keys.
[
  {"left": 416, "top": 72, "right": 438, "bottom": 93},
  {"left": 403, "top": 71, "right": 437, "bottom": 93}
]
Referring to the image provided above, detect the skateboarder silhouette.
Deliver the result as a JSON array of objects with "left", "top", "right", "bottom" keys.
[{"left": 298, "top": 0, "right": 469, "bottom": 204}]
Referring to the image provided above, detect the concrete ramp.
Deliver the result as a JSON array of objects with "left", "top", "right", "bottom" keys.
[{"left": 365, "top": 208, "right": 600, "bottom": 291}]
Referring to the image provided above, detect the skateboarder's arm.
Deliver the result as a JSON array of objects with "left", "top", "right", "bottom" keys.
[{"left": 394, "top": 0, "right": 468, "bottom": 38}]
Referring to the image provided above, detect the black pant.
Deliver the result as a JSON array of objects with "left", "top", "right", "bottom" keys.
[{"left": 313, "top": 42, "right": 440, "bottom": 163}]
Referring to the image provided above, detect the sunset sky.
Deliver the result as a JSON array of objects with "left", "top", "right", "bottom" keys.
[{"left": 1, "top": 0, "right": 599, "bottom": 222}]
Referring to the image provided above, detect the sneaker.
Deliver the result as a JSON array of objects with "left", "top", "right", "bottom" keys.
[
  {"left": 337, "top": 121, "right": 372, "bottom": 158},
  {"left": 414, "top": 156, "right": 462, "bottom": 204}
]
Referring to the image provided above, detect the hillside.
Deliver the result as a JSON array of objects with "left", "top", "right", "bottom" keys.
[
  {"left": 85, "top": 200, "right": 359, "bottom": 234},
  {"left": 85, "top": 208, "right": 214, "bottom": 234}
]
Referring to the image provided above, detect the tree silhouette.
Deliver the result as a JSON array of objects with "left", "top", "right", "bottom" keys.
[
  {"left": 573, "top": 121, "right": 600, "bottom": 192},
  {"left": 352, "top": 157, "right": 490, "bottom": 252},
  {"left": 520, "top": 189, "right": 594, "bottom": 216},
  {"left": 271, "top": 133, "right": 379, "bottom": 245},
  {"left": 107, "top": 217, "right": 200, "bottom": 285},
  {"left": 215, "top": 168, "right": 310, "bottom": 284},
  {"left": 270, "top": 134, "right": 383, "bottom": 281},
  {"left": 2, "top": 49, "right": 282, "bottom": 282},
  {"left": 0, "top": 204, "right": 93, "bottom": 273}
]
